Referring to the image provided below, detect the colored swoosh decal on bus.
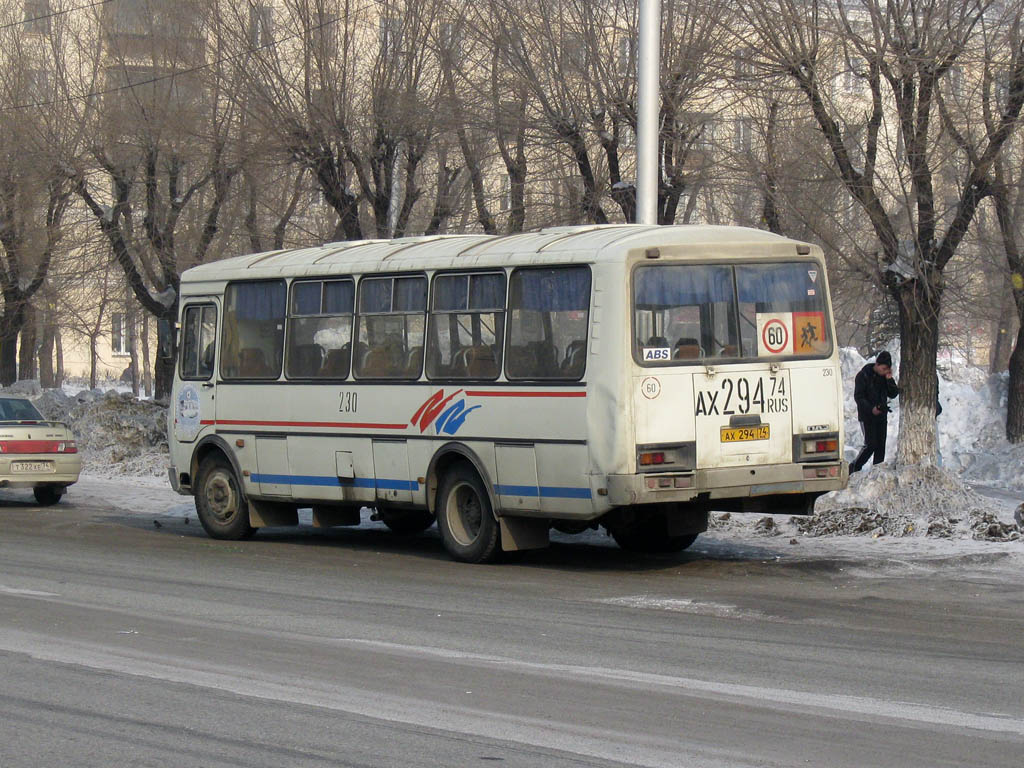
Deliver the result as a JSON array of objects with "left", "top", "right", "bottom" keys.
[{"left": 411, "top": 389, "right": 481, "bottom": 436}]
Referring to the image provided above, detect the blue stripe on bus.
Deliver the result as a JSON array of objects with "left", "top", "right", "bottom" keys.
[
  {"left": 494, "top": 484, "right": 593, "bottom": 500},
  {"left": 251, "top": 474, "right": 419, "bottom": 491}
]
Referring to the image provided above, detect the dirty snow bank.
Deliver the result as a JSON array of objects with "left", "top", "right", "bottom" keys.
[
  {"left": 8, "top": 384, "right": 168, "bottom": 479},
  {"left": 807, "top": 464, "right": 1020, "bottom": 541}
]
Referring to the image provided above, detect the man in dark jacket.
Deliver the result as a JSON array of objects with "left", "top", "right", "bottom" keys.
[{"left": 851, "top": 350, "right": 900, "bottom": 472}]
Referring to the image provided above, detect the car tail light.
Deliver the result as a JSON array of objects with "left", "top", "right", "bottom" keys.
[{"left": 803, "top": 438, "right": 838, "bottom": 454}]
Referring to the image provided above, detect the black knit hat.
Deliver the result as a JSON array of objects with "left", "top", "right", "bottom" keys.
[{"left": 876, "top": 350, "right": 892, "bottom": 367}]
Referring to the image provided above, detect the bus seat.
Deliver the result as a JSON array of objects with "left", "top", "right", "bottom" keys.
[
  {"left": 674, "top": 337, "right": 702, "bottom": 359},
  {"left": 505, "top": 346, "right": 536, "bottom": 378},
  {"left": 562, "top": 339, "right": 586, "bottom": 377},
  {"left": 647, "top": 335, "right": 670, "bottom": 349},
  {"left": 238, "top": 348, "right": 274, "bottom": 377},
  {"left": 466, "top": 345, "right": 498, "bottom": 378},
  {"left": 289, "top": 344, "right": 323, "bottom": 377},
  {"left": 360, "top": 347, "right": 391, "bottom": 377},
  {"left": 530, "top": 341, "right": 558, "bottom": 377},
  {"left": 450, "top": 346, "right": 471, "bottom": 377},
  {"left": 404, "top": 347, "right": 423, "bottom": 377},
  {"left": 321, "top": 345, "right": 351, "bottom": 378},
  {"left": 719, "top": 345, "right": 738, "bottom": 357}
]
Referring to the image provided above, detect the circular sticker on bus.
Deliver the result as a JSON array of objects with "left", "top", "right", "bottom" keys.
[
  {"left": 761, "top": 318, "right": 789, "bottom": 354},
  {"left": 641, "top": 377, "right": 661, "bottom": 399}
]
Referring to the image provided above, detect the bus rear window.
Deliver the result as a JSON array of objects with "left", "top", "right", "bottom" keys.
[
  {"left": 736, "top": 263, "right": 831, "bottom": 358},
  {"left": 633, "top": 261, "right": 831, "bottom": 363},
  {"left": 634, "top": 265, "right": 737, "bottom": 362}
]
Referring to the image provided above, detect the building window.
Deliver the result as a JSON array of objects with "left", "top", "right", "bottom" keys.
[
  {"left": 249, "top": 5, "right": 273, "bottom": 48},
  {"left": 111, "top": 312, "right": 129, "bottom": 356},
  {"left": 23, "top": 0, "right": 50, "bottom": 35},
  {"left": 734, "top": 116, "right": 752, "bottom": 153}
]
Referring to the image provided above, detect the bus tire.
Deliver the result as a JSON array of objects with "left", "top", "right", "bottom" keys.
[
  {"left": 611, "top": 525, "right": 699, "bottom": 554},
  {"left": 379, "top": 508, "right": 435, "bottom": 536},
  {"left": 436, "top": 464, "right": 501, "bottom": 563},
  {"left": 33, "top": 486, "right": 63, "bottom": 506},
  {"left": 195, "top": 454, "right": 255, "bottom": 540}
]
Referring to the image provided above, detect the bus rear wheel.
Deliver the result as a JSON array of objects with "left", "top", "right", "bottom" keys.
[
  {"left": 379, "top": 508, "right": 435, "bottom": 535},
  {"left": 436, "top": 464, "right": 501, "bottom": 563},
  {"left": 33, "top": 486, "right": 64, "bottom": 506},
  {"left": 195, "top": 454, "right": 255, "bottom": 540},
  {"left": 609, "top": 512, "right": 700, "bottom": 554}
]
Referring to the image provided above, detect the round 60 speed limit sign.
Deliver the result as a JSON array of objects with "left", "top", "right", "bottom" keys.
[{"left": 761, "top": 318, "right": 789, "bottom": 354}]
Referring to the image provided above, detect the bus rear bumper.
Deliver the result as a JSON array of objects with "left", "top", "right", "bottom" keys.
[{"left": 606, "top": 461, "right": 848, "bottom": 509}]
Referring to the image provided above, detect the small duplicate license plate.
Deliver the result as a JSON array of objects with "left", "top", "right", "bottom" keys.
[
  {"left": 11, "top": 461, "right": 53, "bottom": 473},
  {"left": 720, "top": 425, "right": 770, "bottom": 443}
]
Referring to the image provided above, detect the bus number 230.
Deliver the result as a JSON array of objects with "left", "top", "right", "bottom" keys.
[{"left": 339, "top": 392, "right": 359, "bottom": 413}]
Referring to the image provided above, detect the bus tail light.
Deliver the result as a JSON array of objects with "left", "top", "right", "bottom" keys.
[
  {"left": 803, "top": 438, "right": 838, "bottom": 454},
  {"left": 636, "top": 442, "right": 696, "bottom": 472}
]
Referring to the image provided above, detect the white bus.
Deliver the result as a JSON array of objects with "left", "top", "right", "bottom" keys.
[{"left": 168, "top": 225, "right": 847, "bottom": 562}]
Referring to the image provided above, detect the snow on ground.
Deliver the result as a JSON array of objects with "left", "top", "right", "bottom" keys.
[{"left": 3, "top": 351, "right": 1022, "bottom": 564}]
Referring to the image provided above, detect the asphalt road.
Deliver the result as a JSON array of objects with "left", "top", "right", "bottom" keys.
[{"left": 1, "top": 492, "right": 1022, "bottom": 768}]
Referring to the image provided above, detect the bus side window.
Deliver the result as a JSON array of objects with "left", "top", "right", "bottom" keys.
[
  {"left": 506, "top": 266, "right": 590, "bottom": 381},
  {"left": 355, "top": 275, "right": 427, "bottom": 379},
  {"left": 221, "top": 281, "right": 286, "bottom": 380},
  {"left": 427, "top": 272, "right": 505, "bottom": 380},
  {"left": 285, "top": 278, "right": 354, "bottom": 379}
]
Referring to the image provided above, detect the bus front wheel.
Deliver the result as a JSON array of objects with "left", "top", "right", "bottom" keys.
[
  {"left": 436, "top": 465, "right": 501, "bottom": 563},
  {"left": 195, "top": 454, "right": 255, "bottom": 540}
]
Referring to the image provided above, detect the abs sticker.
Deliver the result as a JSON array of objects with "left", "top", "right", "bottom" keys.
[{"left": 642, "top": 347, "right": 671, "bottom": 362}]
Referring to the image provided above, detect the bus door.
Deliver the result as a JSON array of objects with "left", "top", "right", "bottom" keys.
[
  {"left": 693, "top": 367, "right": 793, "bottom": 468},
  {"left": 174, "top": 300, "right": 219, "bottom": 443}
]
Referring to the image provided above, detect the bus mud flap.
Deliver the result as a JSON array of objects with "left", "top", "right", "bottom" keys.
[
  {"left": 499, "top": 517, "right": 550, "bottom": 551},
  {"left": 249, "top": 499, "right": 299, "bottom": 528}
]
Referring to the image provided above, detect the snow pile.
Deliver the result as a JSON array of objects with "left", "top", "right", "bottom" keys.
[
  {"left": 19, "top": 387, "right": 169, "bottom": 478},
  {"left": 806, "top": 464, "right": 1020, "bottom": 541}
]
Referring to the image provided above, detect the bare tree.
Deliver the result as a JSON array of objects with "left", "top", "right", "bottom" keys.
[
  {"left": 72, "top": 1, "right": 244, "bottom": 398},
  {"left": 741, "top": 0, "right": 1024, "bottom": 463}
]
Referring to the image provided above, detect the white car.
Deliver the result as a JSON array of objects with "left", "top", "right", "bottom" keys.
[{"left": 0, "top": 395, "right": 81, "bottom": 505}]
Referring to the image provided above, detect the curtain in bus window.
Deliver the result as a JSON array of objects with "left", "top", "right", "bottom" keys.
[
  {"left": 221, "top": 281, "right": 285, "bottom": 379},
  {"left": 506, "top": 266, "right": 590, "bottom": 380},
  {"left": 735, "top": 263, "right": 831, "bottom": 358},
  {"left": 633, "top": 265, "right": 736, "bottom": 361}
]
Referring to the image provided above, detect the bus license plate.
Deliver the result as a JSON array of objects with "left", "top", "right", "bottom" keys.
[
  {"left": 11, "top": 461, "right": 53, "bottom": 473},
  {"left": 720, "top": 426, "right": 770, "bottom": 443}
]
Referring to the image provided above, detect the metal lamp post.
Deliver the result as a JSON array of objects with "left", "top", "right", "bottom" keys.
[{"left": 636, "top": 0, "right": 661, "bottom": 225}]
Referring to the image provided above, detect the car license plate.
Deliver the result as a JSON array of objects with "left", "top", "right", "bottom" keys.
[
  {"left": 11, "top": 461, "right": 53, "bottom": 473},
  {"left": 720, "top": 425, "right": 770, "bottom": 443}
]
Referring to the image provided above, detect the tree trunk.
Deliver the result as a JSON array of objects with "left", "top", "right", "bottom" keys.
[
  {"left": 55, "top": 329, "right": 64, "bottom": 387},
  {"left": 154, "top": 315, "right": 175, "bottom": 401},
  {"left": 893, "top": 276, "right": 941, "bottom": 464},
  {"left": 18, "top": 306, "right": 37, "bottom": 381},
  {"left": 142, "top": 313, "right": 152, "bottom": 398},
  {"left": 1007, "top": 320, "right": 1024, "bottom": 443},
  {"left": 89, "top": 335, "right": 98, "bottom": 390},
  {"left": 128, "top": 300, "right": 140, "bottom": 396},
  {"left": 38, "top": 323, "right": 55, "bottom": 388}
]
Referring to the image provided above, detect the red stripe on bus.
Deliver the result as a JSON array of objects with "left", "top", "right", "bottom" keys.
[
  {"left": 204, "top": 419, "right": 407, "bottom": 429},
  {"left": 464, "top": 390, "right": 587, "bottom": 398}
]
